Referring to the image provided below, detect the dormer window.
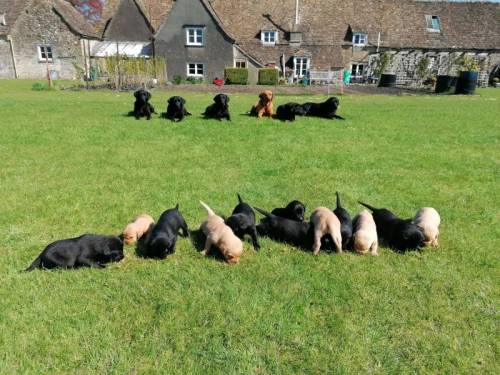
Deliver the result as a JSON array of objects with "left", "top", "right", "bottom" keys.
[
  {"left": 352, "top": 33, "right": 367, "bottom": 46},
  {"left": 261, "top": 30, "right": 278, "bottom": 45},
  {"left": 0, "top": 13, "right": 6, "bottom": 26},
  {"left": 425, "top": 15, "right": 441, "bottom": 32},
  {"left": 185, "top": 27, "right": 204, "bottom": 46}
]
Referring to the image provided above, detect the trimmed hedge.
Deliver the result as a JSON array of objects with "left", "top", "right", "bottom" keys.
[
  {"left": 258, "top": 68, "right": 279, "bottom": 85},
  {"left": 224, "top": 68, "right": 249, "bottom": 85}
]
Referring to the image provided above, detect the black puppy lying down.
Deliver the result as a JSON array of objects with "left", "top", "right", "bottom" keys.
[
  {"left": 271, "top": 200, "right": 306, "bottom": 222},
  {"left": 203, "top": 93, "right": 231, "bottom": 121},
  {"left": 25, "top": 234, "right": 124, "bottom": 271},
  {"left": 225, "top": 194, "right": 260, "bottom": 251},
  {"left": 254, "top": 207, "right": 313, "bottom": 249},
  {"left": 164, "top": 96, "right": 191, "bottom": 122},
  {"left": 334, "top": 192, "right": 353, "bottom": 250},
  {"left": 144, "top": 205, "right": 189, "bottom": 258},
  {"left": 359, "top": 202, "right": 424, "bottom": 251},
  {"left": 275, "top": 102, "right": 306, "bottom": 121},
  {"left": 132, "top": 88, "right": 155, "bottom": 120},
  {"left": 301, "top": 97, "right": 344, "bottom": 120}
]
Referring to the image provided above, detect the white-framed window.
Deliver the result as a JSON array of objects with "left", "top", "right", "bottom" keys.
[
  {"left": 187, "top": 63, "right": 204, "bottom": 77},
  {"left": 351, "top": 63, "right": 366, "bottom": 78},
  {"left": 294, "top": 57, "right": 310, "bottom": 78},
  {"left": 261, "top": 30, "right": 278, "bottom": 45},
  {"left": 425, "top": 15, "right": 441, "bottom": 32},
  {"left": 234, "top": 59, "right": 247, "bottom": 68},
  {"left": 186, "top": 27, "right": 204, "bottom": 46},
  {"left": 352, "top": 33, "right": 367, "bottom": 46},
  {"left": 37, "top": 45, "right": 53, "bottom": 62}
]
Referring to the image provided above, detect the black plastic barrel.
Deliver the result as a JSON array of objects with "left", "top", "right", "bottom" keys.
[
  {"left": 435, "top": 75, "right": 452, "bottom": 93},
  {"left": 455, "top": 71, "right": 478, "bottom": 95},
  {"left": 378, "top": 73, "right": 397, "bottom": 87}
]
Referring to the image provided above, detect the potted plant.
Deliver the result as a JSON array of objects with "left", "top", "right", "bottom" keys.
[
  {"left": 454, "top": 54, "right": 479, "bottom": 95},
  {"left": 376, "top": 52, "right": 396, "bottom": 87}
]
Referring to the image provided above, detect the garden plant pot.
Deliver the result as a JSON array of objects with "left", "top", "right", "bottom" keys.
[
  {"left": 378, "top": 73, "right": 397, "bottom": 88},
  {"left": 435, "top": 75, "right": 452, "bottom": 93},
  {"left": 455, "top": 71, "right": 478, "bottom": 95}
]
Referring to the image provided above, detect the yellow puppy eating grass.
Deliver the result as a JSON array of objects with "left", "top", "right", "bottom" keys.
[
  {"left": 123, "top": 214, "right": 155, "bottom": 245},
  {"left": 200, "top": 201, "right": 243, "bottom": 264},
  {"left": 310, "top": 207, "right": 342, "bottom": 255},
  {"left": 352, "top": 210, "right": 378, "bottom": 256},
  {"left": 414, "top": 207, "right": 441, "bottom": 247}
]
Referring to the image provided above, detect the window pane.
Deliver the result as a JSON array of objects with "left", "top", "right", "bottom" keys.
[{"left": 431, "top": 17, "right": 440, "bottom": 30}]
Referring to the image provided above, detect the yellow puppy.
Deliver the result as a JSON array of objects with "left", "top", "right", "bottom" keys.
[
  {"left": 414, "top": 207, "right": 440, "bottom": 247},
  {"left": 352, "top": 210, "right": 378, "bottom": 256},
  {"left": 310, "top": 207, "right": 342, "bottom": 255},
  {"left": 123, "top": 214, "right": 155, "bottom": 245},
  {"left": 200, "top": 201, "right": 243, "bottom": 264}
]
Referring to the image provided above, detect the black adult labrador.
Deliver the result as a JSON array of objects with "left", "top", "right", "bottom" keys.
[
  {"left": 143, "top": 205, "right": 189, "bottom": 259},
  {"left": 275, "top": 102, "right": 306, "bottom": 121},
  {"left": 164, "top": 96, "right": 191, "bottom": 122},
  {"left": 359, "top": 202, "right": 424, "bottom": 251},
  {"left": 301, "top": 97, "right": 344, "bottom": 120},
  {"left": 254, "top": 206, "right": 313, "bottom": 250},
  {"left": 132, "top": 88, "right": 155, "bottom": 120},
  {"left": 203, "top": 94, "right": 231, "bottom": 121},
  {"left": 271, "top": 200, "right": 306, "bottom": 222},
  {"left": 25, "top": 234, "right": 124, "bottom": 271},
  {"left": 225, "top": 194, "right": 260, "bottom": 251}
]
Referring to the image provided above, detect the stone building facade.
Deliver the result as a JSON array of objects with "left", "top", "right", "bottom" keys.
[{"left": 0, "top": 0, "right": 98, "bottom": 79}]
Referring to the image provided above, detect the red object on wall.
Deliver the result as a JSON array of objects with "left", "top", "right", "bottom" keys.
[{"left": 213, "top": 78, "right": 224, "bottom": 86}]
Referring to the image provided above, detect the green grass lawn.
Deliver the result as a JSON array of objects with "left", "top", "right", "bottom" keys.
[{"left": 0, "top": 80, "right": 498, "bottom": 374}]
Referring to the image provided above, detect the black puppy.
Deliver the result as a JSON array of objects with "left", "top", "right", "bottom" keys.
[
  {"left": 225, "top": 194, "right": 260, "bottom": 251},
  {"left": 271, "top": 200, "right": 306, "bottom": 222},
  {"left": 132, "top": 88, "right": 155, "bottom": 120},
  {"left": 203, "top": 93, "right": 231, "bottom": 121},
  {"left": 144, "top": 205, "right": 189, "bottom": 259},
  {"left": 334, "top": 192, "right": 353, "bottom": 250},
  {"left": 359, "top": 202, "right": 424, "bottom": 251},
  {"left": 164, "top": 96, "right": 191, "bottom": 122},
  {"left": 25, "top": 234, "right": 124, "bottom": 271},
  {"left": 301, "top": 97, "right": 344, "bottom": 120},
  {"left": 275, "top": 102, "right": 306, "bottom": 121},
  {"left": 254, "top": 207, "right": 313, "bottom": 249}
]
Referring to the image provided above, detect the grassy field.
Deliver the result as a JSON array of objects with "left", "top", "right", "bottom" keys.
[{"left": 0, "top": 80, "right": 498, "bottom": 374}]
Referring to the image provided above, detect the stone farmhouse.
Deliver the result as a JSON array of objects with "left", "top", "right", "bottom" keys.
[{"left": 1, "top": 0, "right": 499, "bottom": 86}]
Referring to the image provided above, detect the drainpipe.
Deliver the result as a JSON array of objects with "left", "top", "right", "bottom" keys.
[
  {"left": 7, "top": 35, "right": 18, "bottom": 78},
  {"left": 295, "top": 0, "right": 299, "bottom": 25}
]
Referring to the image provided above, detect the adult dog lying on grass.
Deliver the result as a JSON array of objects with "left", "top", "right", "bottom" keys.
[
  {"left": 131, "top": 88, "right": 155, "bottom": 120},
  {"left": 301, "top": 97, "right": 344, "bottom": 120},
  {"left": 25, "top": 234, "right": 124, "bottom": 271}
]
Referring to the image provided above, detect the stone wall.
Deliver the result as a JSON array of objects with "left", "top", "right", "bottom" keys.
[
  {"left": 9, "top": 0, "right": 84, "bottom": 79},
  {"left": 0, "top": 38, "right": 15, "bottom": 78},
  {"left": 365, "top": 50, "right": 499, "bottom": 87}
]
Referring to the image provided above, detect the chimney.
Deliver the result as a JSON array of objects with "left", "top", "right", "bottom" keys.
[{"left": 290, "top": 0, "right": 302, "bottom": 45}]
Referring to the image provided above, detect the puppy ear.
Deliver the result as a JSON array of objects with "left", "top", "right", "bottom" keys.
[
  {"left": 146, "top": 92, "right": 151, "bottom": 100},
  {"left": 168, "top": 97, "right": 173, "bottom": 104},
  {"left": 181, "top": 97, "right": 186, "bottom": 105},
  {"left": 226, "top": 95, "right": 230, "bottom": 103},
  {"left": 214, "top": 94, "right": 221, "bottom": 104},
  {"left": 134, "top": 90, "right": 139, "bottom": 98}
]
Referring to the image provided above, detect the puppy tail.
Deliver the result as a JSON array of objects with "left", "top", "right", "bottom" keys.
[
  {"left": 237, "top": 193, "right": 244, "bottom": 204},
  {"left": 253, "top": 206, "right": 274, "bottom": 219},
  {"left": 359, "top": 201, "right": 377, "bottom": 212},
  {"left": 25, "top": 256, "right": 42, "bottom": 272},
  {"left": 199, "top": 201, "right": 215, "bottom": 217},
  {"left": 336, "top": 192, "right": 342, "bottom": 209}
]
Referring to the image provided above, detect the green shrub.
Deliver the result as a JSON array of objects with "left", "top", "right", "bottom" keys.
[
  {"left": 258, "top": 68, "right": 279, "bottom": 85},
  {"left": 31, "top": 82, "right": 57, "bottom": 91},
  {"left": 186, "top": 76, "right": 203, "bottom": 84},
  {"left": 172, "top": 75, "right": 183, "bottom": 85},
  {"left": 224, "top": 68, "right": 248, "bottom": 85}
]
